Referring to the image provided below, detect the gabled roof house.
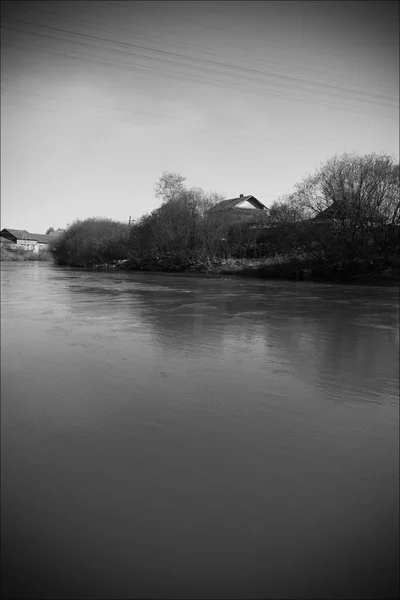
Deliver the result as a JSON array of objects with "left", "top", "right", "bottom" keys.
[
  {"left": 208, "top": 194, "right": 268, "bottom": 224},
  {"left": 0, "top": 228, "right": 59, "bottom": 252}
]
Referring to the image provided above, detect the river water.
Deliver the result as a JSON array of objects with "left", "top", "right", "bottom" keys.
[{"left": 1, "top": 262, "right": 399, "bottom": 599}]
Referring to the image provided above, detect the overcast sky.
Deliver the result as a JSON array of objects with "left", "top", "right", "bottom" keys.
[{"left": 1, "top": 0, "right": 398, "bottom": 233}]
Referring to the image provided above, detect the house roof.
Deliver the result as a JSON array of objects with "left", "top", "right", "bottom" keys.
[
  {"left": 210, "top": 195, "right": 268, "bottom": 212},
  {"left": 32, "top": 233, "right": 55, "bottom": 244},
  {"left": 0, "top": 229, "right": 55, "bottom": 243},
  {"left": 313, "top": 203, "right": 338, "bottom": 221},
  {"left": 1, "top": 228, "right": 32, "bottom": 240}
]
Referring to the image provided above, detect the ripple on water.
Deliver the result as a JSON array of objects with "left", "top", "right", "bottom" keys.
[{"left": 1, "top": 263, "right": 399, "bottom": 599}]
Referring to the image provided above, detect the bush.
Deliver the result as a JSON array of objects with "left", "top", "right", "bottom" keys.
[
  {"left": 50, "top": 218, "right": 130, "bottom": 267},
  {"left": 0, "top": 247, "right": 52, "bottom": 261}
]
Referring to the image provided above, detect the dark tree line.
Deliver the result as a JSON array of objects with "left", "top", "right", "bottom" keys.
[
  {"left": 267, "top": 153, "right": 400, "bottom": 276},
  {"left": 51, "top": 154, "right": 399, "bottom": 279}
]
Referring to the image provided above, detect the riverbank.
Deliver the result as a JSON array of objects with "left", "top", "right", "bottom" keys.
[
  {"left": 0, "top": 247, "right": 52, "bottom": 262},
  {"left": 89, "top": 255, "right": 400, "bottom": 286}
]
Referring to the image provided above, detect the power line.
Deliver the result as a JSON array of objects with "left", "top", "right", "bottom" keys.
[
  {"left": 4, "top": 4, "right": 397, "bottom": 99},
  {"left": 102, "top": 0, "right": 400, "bottom": 83},
  {"left": 2, "top": 36, "right": 398, "bottom": 120},
  {"left": 2, "top": 29, "right": 398, "bottom": 119},
  {"left": 1, "top": 20, "right": 398, "bottom": 108}
]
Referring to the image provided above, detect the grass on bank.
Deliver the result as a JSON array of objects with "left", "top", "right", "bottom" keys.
[
  {"left": 207, "top": 254, "right": 399, "bottom": 283},
  {"left": 0, "top": 247, "right": 53, "bottom": 262},
  {"left": 93, "top": 252, "right": 399, "bottom": 286}
]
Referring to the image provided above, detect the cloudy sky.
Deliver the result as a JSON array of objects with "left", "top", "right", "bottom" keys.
[{"left": 1, "top": 0, "right": 398, "bottom": 233}]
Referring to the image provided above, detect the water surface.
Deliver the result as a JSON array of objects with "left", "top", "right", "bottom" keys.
[{"left": 1, "top": 262, "right": 399, "bottom": 599}]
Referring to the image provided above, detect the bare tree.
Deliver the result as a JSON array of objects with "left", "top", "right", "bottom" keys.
[
  {"left": 290, "top": 153, "right": 399, "bottom": 223},
  {"left": 268, "top": 196, "right": 306, "bottom": 225},
  {"left": 154, "top": 172, "right": 186, "bottom": 203},
  {"left": 133, "top": 182, "right": 228, "bottom": 265},
  {"left": 289, "top": 152, "right": 400, "bottom": 267}
]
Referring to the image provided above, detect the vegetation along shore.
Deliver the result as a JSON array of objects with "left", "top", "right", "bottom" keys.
[
  {"left": 0, "top": 247, "right": 52, "bottom": 262},
  {"left": 45, "top": 152, "right": 399, "bottom": 286}
]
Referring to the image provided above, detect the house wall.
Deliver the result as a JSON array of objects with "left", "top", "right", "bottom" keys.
[
  {"left": 231, "top": 209, "right": 268, "bottom": 223},
  {"left": 208, "top": 211, "right": 269, "bottom": 232},
  {"left": 16, "top": 239, "right": 39, "bottom": 252},
  {"left": 0, "top": 237, "right": 15, "bottom": 246}
]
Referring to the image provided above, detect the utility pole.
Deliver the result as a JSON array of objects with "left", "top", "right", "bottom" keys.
[{"left": 128, "top": 216, "right": 131, "bottom": 226}]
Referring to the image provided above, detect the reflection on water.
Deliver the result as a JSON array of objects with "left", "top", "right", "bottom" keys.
[{"left": 1, "top": 263, "right": 399, "bottom": 599}]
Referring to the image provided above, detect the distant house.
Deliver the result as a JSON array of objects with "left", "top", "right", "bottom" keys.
[
  {"left": 311, "top": 201, "right": 392, "bottom": 228},
  {"left": 311, "top": 203, "right": 344, "bottom": 225},
  {"left": 0, "top": 229, "right": 59, "bottom": 253},
  {"left": 208, "top": 194, "right": 268, "bottom": 225}
]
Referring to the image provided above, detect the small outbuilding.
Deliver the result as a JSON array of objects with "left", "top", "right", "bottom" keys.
[{"left": 0, "top": 229, "right": 57, "bottom": 252}]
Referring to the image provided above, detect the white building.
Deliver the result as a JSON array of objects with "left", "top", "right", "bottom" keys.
[{"left": 0, "top": 229, "right": 60, "bottom": 253}]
